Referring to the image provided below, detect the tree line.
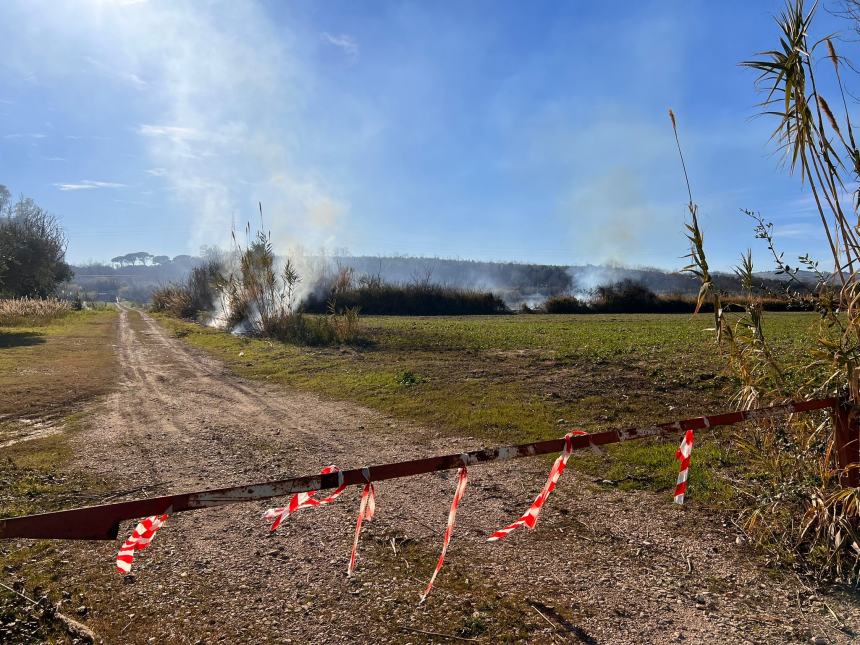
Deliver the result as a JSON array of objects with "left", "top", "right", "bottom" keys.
[{"left": 110, "top": 252, "right": 188, "bottom": 267}]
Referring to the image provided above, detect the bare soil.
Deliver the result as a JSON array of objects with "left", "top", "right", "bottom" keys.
[{"left": 7, "top": 305, "right": 860, "bottom": 644}]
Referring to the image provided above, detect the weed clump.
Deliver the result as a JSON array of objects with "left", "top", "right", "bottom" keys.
[
  {"left": 395, "top": 370, "right": 422, "bottom": 386},
  {"left": 150, "top": 261, "right": 219, "bottom": 321},
  {"left": 0, "top": 297, "right": 71, "bottom": 326}
]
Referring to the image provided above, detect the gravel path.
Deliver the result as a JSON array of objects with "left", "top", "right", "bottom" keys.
[{"left": 32, "top": 306, "right": 860, "bottom": 643}]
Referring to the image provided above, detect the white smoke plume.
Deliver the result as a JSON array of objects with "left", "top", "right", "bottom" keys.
[{"left": 2, "top": 0, "right": 347, "bottom": 255}]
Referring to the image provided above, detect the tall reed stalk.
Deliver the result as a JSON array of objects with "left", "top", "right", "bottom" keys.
[{"left": 672, "top": 0, "right": 860, "bottom": 583}]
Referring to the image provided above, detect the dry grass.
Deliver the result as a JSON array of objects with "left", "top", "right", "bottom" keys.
[
  {"left": 0, "top": 297, "right": 71, "bottom": 327},
  {"left": 0, "top": 309, "right": 118, "bottom": 418},
  {"left": 666, "top": 0, "right": 860, "bottom": 584}
]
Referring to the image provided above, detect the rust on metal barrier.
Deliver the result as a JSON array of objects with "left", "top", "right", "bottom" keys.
[
  {"left": 834, "top": 399, "right": 860, "bottom": 488},
  {"left": 0, "top": 397, "right": 840, "bottom": 541}
]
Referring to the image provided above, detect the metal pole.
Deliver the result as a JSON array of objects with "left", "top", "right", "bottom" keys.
[{"left": 834, "top": 398, "right": 860, "bottom": 488}]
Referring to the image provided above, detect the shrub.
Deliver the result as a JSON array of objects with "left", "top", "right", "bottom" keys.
[
  {"left": 212, "top": 222, "right": 362, "bottom": 345},
  {"left": 395, "top": 370, "right": 422, "bottom": 386},
  {"left": 150, "top": 261, "right": 219, "bottom": 320},
  {"left": 0, "top": 297, "right": 71, "bottom": 326},
  {"left": 542, "top": 295, "right": 588, "bottom": 314},
  {"left": 591, "top": 279, "right": 659, "bottom": 313},
  {"left": 304, "top": 281, "right": 508, "bottom": 316}
]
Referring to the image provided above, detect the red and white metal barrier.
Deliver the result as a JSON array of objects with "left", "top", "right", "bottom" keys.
[
  {"left": 0, "top": 398, "right": 842, "bottom": 542},
  {"left": 1, "top": 397, "right": 850, "bottom": 600}
]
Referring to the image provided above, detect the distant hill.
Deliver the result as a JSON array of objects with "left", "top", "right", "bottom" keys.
[
  {"left": 753, "top": 270, "right": 820, "bottom": 284},
  {"left": 68, "top": 254, "right": 800, "bottom": 305}
]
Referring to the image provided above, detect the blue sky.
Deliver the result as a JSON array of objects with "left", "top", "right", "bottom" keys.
[{"left": 0, "top": 0, "right": 854, "bottom": 269}]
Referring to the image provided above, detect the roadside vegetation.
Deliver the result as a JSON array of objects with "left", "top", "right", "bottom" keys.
[
  {"left": 152, "top": 220, "right": 362, "bottom": 345},
  {"left": 0, "top": 297, "right": 71, "bottom": 327},
  {"left": 670, "top": 0, "right": 860, "bottom": 584},
  {"left": 0, "top": 308, "right": 118, "bottom": 420}
]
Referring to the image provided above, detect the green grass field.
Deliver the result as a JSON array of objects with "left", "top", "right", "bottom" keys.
[{"left": 158, "top": 312, "right": 823, "bottom": 507}]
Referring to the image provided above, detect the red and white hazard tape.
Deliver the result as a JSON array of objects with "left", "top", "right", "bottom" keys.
[
  {"left": 347, "top": 481, "right": 376, "bottom": 577},
  {"left": 116, "top": 514, "right": 168, "bottom": 574},
  {"left": 263, "top": 465, "right": 346, "bottom": 531},
  {"left": 420, "top": 466, "right": 468, "bottom": 604},
  {"left": 674, "top": 430, "right": 694, "bottom": 504},
  {"left": 487, "top": 432, "right": 575, "bottom": 542}
]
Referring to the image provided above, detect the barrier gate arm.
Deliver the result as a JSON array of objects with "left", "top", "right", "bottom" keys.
[{"left": 0, "top": 397, "right": 840, "bottom": 541}]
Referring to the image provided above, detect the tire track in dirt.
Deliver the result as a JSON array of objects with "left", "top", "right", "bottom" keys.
[{"left": 53, "top": 305, "right": 860, "bottom": 644}]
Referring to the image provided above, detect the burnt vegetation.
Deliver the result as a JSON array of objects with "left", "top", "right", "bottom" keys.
[{"left": 304, "top": 272, "right": 508, "bottom": 316}]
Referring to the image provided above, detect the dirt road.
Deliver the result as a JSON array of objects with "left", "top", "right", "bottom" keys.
[{"left": 19, "top": 306, "right": 860, "bottom": 643}]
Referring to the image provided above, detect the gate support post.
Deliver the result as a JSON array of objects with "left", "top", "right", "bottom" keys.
[{"left": 834, "top": 399, "right": 860, "bottom": 488}]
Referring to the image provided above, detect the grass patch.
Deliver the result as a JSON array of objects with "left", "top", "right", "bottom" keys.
[
  {"left": 0, "top": 410, "right": 114, "bottom": 643},
  {"left": 0, "top": 297, "right": 72, "bottom": 327},
  {"left": 0, "top": 308, "right": 119, "bottom": 557},
  {"left": 156, "top": 312, "right": 820, "bottom": 507},
  {"left": 0, "top": 307, "right": 119, "bottom": 642},
  {"left": 571, "top": 432, "right": 739, "bottom": 507},
  {"left": 0, "top": 308, "right": 118, "bottom": 417}
]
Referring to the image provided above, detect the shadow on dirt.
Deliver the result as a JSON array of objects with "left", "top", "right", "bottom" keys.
[{"left": 0, "top": 331, "right": 46, "bottom": 349}]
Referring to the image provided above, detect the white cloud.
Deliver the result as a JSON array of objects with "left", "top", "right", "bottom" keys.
[
  {"left": 4, "top": 0, "right": 350, "bottom": 256},
  {"left": 85, "top": 56, "right": 147, "bottom": 89},
  {"left": 138, "top": 124, "right": 203, "bottom": 142},
  {"left": 321, "top": 32, "right": 358, "bottom": 60},
  {"left": 3, "top": 132, "right": 47, "bottom": 139},
  {"left": 54, "top": 180, "right": 127, "bottom": 191},
  {"left": 772, "top": 223, "right": 823, "bottom": 239},
  {"left": 64, "top": 134, "right": 108, "bottom": 141},
  {"left": 54, "top": 184, "right": 94, "bottom": 191}
]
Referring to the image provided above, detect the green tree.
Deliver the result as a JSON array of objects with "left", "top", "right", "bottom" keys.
[{"left": 0, "top": 186, "right": 73, "bottom": 297}]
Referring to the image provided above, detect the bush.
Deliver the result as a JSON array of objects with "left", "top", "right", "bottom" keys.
[
  {"left": 542, "top": 295, "right": 588, "bottom": 313},
  {"left": 0, "top": 297, "right": 71, "bottom": 326},
  {"left": 539, "top": 281, "right": 800, "bottom": 315},
  {"left": 150, "top": 262, "right": 219, "bottom": 319},
  {"left": 304, "top": 282, "right": 508, "bottom": 316},
  {"left": 591, "top": 279, "right": 659, "bottom": 313},
  {"left": 203, "top": 226, "right": 362, "bottom": 346}
]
